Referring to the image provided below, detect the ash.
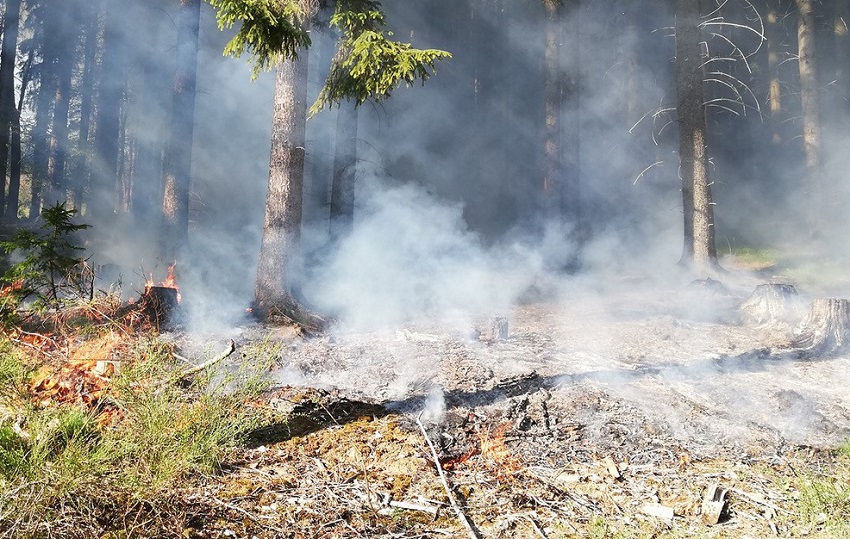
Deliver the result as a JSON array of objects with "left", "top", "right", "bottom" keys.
[{"left": 225, "top": 280, "right": 850, "bottom": 465}]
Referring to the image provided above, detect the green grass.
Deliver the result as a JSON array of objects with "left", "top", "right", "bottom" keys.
[
  {"left": 0, "top": 333, "right": 271, "bottom": 538},
  {"left": 723, "top": 246, "right": 779, "bottom": 270}
]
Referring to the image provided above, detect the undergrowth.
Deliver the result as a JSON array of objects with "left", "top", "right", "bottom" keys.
[{"left": 0, "top": 331, "right": 269, "bottom": 539}]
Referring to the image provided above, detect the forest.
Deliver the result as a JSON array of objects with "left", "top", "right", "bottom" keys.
[
  {"left": 0, "top": 0, "right": 846, "bottom": 326},
  {"left": 2, "top": 1, "right": 850, "bottom": 538}
]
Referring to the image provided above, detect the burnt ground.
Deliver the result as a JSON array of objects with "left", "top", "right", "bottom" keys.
[{"left": 175, "top": 274, "right": 850, "bottom": 538}]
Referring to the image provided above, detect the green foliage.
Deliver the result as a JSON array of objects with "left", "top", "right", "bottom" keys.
[
  {"left": 205, "top": 0, "right": 450, "bottom": 110},
  {"left": 207, "top": 0, "right": 311, "bottom": 78},
  {"left": 0, "top": 204, "right": 90, "bottom": 320},
  {"left": 311, "top": 2, "right": 451, "bottom": 114}
]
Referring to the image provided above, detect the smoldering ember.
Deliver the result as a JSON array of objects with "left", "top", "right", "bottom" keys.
[{"left": 3, "top": 1, "right": 850, "bottom": 538}]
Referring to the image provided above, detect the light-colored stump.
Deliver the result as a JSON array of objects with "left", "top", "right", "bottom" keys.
[
  {"left": 740, "top": 283, "right": 801, "bottom": 326},
  {"left": 792, "top": 298, "right": 850, "bottom": 357}
]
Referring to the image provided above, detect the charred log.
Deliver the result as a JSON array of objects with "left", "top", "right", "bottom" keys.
[
  {"left": 740, "top": 283, "right": 802, "bottom": 326},
  {"left": 791, "top": 298, "right": 850, "bottom": 357}
]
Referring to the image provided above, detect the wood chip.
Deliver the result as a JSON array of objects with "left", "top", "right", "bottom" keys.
[
  {"left": 701, "top": 484, "right": 728, "bottom": 525},
  {"left": 641, "top": 503, "right": 674, "bottom": 522}
]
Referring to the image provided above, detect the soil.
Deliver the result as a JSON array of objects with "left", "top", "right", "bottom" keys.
[{"left": 175, "top": 275, "right": 850, "bottom": 538}]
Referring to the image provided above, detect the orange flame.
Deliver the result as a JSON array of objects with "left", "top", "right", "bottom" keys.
[
  {"left": 145, "top": 261, "right": 181, "bottom": 302},
  {"left": 479, "top": 423, "right": 523, "bottom": 476}
]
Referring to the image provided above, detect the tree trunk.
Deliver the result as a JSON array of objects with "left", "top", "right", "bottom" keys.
[
  {"left": 792, "top": 298, "right": 850, "bottom": 357},
  {"left": 160, "top": 0, "right": 201, "bottom": 262},
  {"left": 329, "top": 102, "right": 358, "bottom": 240},
  {"left": 0, "top": 0, "right": 22, "bottom": 220},
  {"left": 765, "top": 1, "right": 786, "bottom": 146},
  {"left": 30, "top": 57, "right": 54, "bottom": 220},
  {"left": 7, "top": 50, "right": 32, "bottom": 220},
  {"left": 71, "top": 0, "right": 102, "bottom": 212},
  {"left": 541, "top": 0, "right": 563, "bottom": 219},
  {"left": 676, "top": 0, "right": 717, "bottom": 271},
  {"left": 89, "top": 0, "right": 125, "bottom": 223},
  {"left": 254, "top": 52, "right": 327, "bottom": 330},
  {"left": 46, "top": 24, "right": 77, "bottom": 207},
  {"left": 795, "top": 0, "right": 823, "bottom": 233}
]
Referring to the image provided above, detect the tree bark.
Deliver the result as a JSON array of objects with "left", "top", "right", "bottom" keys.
[
  {"left": 329, "top": 101, "right": 358, "bottom": 240},
  {"left": 676, "top": 0, "right": 718, "bottom": 271},
  {"left": 160, "top": 0, "right": 201, "bottom": 262},
  {"left": 254, "top": 53, "right": 311, "bottom": 321},
  {"left": 46, "top": 17, "right": 77, "bottom": 207},
  {"left": 0, "top": 0, "right": 22, "bottom": 220},
  {"left": 71, "top": 0, "right": 102, "bottom": 212},
  {"left": 765, "top": 1, "right": 786, "bottom": 146},
  {"left": 7, "top": 50, "right": 32, "bottom": 220},
  {"left": 89, "top": 0, "right": 125, "bottom": 223},
  {"left": 30, "top": 55, "right": 54, "bottom": 220},
  {"left": 542, "top": 0, "right": 563, "bottom": 219},
  {"left": 795, "top": 0, "right": 823, "bottom": 233}
]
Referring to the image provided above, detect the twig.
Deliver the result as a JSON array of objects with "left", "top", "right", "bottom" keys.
[
  {"left": 416, "top": 413, "right": 481, "bottom": 539},
  {"left": 177, "top": 340, "right": 236, "bottom": 381}
]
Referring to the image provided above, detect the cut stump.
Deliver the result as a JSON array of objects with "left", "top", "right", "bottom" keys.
[
  {"left": 740, "top": 283, "right": 802, "bottom": 326},
  {"left": 791, "top": 298, "right": 850, "bottom": 357},
  {"left": 141, "top": 286, "right": 180, "bottom": 329}
]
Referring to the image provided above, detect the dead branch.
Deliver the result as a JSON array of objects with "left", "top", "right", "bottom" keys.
[
  {"left": 177, "top": 340, "right": 236, "bottom": 381},
  {"left": 416, "top": 413, "right": 481, "bottom": 539}
]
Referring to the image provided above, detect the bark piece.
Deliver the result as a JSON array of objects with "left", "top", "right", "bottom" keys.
[
  {"left": 792, "top": 298, "right": 850, "bottom": 357},
  {"left": 701, "top": 484, "right": 728, "bottom": 525},
  {"left": 740, "top": 283, "right": 802, "bottom": 326}
]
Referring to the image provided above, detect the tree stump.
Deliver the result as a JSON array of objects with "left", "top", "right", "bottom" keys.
[
  {"left": 791, "top": 298, "right": 850, "bottom": 357},
  {"left": 141, "top": 286, "right": 180, "bottom": 329},
  {"left": 477, "top": 316, "right": 509, "bottom": 343},
  {"left": 740, "top": 283, "right": 802, "bottom": 326}
]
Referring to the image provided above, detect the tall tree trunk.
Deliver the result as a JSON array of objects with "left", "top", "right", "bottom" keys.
[
  {"left": 7, "top": 49, "right": 32, "bottom": 220},
  {"left": 46, "top": 25, "right": 76, "bottom": 207},
  {"left": 795, "top": 0, "right": 823, "bottom": 232},
  {"left": 765, "top": 1, "right": 786, "bottom": 145},
  {"left": 254, "top": 53, "right": 309, "bottom": 317},
  {"left": 160, "top": 0, "right": 201, "bottom": 262},
  {"left": 676, "top": 0, "right": 717, "bottom": 270},
  {"left": 72, "top": 0, "right": 101, "bottom": 212},
  {"left": 542, "top": 0, "right": 580, "bottom": 231},
  {"left": 0, "top": 0, "right": 22, "bottom": 220},
  {"left": 89, "top": 0, "right": 125, "bottom": 223},
  {"left": 835, "top": 0, "right": 849, "bottom": 110},
  {"left": 329, "top": 102, "right": 358, "bottom": 240},
  {"left": 30, "top": 59, "right": 54, "bottom": 220},
  {"left": 542, "top": 0, "right": 563, "bottom": 219}
]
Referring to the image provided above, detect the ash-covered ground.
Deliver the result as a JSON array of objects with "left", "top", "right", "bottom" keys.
[{"left": 199, "top": 273, "right": 850, "bottom": 462}]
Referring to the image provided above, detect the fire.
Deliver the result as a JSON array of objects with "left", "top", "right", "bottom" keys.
[
  {"left": 479, "top": 423, "right": 523, "bottom": 476},
  {"left": 146, "top": 261, "right": 181, "bottom": 302}
]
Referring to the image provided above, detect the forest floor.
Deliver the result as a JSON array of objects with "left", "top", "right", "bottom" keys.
[{"left": 2, "top": 263, "right": 850, "bottom": 538}]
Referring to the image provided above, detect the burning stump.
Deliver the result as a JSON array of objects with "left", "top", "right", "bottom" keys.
[
  {"left": 740, "top": 283, "right": 801, "bottom": 326},
  {"left": 141, "top": 286, "right": 180, "bottom": 329},
  {"left": 791, "top": 298, "right": 850, "bottom": 357}
]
